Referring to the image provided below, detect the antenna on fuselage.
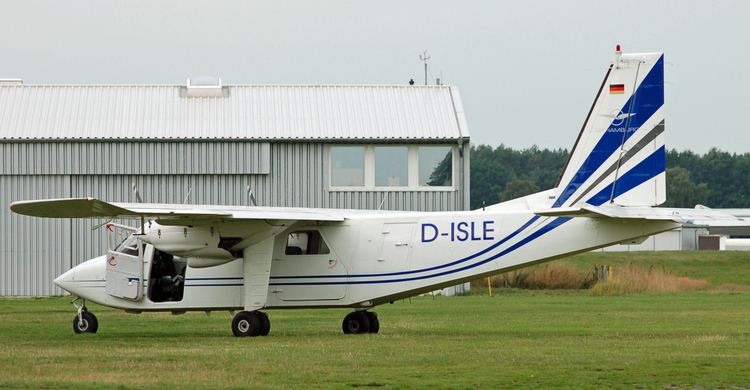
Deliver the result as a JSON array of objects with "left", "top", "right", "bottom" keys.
[
  {"left": 132, "top": 182, "right": 143, "bottom": 203},
  {"left": 246, "top": 185, "right": 257, "bottom": 206},
  {"left": 182, "top": 187, "right": 192, "bottom": 204},
  {"left": 378, "top": 192, "right": 389, "bottom": 210}
]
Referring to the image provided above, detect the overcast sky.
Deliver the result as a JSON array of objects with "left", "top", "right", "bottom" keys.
[{"left": 1, "top": 0, "right": 748, "bottom": 153}]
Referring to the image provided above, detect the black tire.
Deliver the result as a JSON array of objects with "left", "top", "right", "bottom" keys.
[
  {"left": 342, "top": 311, "right": 371, "bottom": 334},
  {"left": 364, "top": 312, "right": 379, "bottom": 334},
  {"left": 231, "top": 311, "right": 262, "bottom": 337},
  {"left": 258, "top": 312, "right": 271, "bottom": 336},
  {"left": 73, "top": 311, "right": 98, "bottom": 334}
]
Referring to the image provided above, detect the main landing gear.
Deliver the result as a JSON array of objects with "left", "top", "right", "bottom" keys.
[
  {"left": 342, "top": 311, "right": 379, "bottom": 334},
  {"left": 231, "top": 311, "right": 271, "bottom": 337},
  {"left": 72, "top": 298, "right": 98, "bottom": 334}
]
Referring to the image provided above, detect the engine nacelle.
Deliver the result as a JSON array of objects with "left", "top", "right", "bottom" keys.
[
  {"left": 187, "top": 257, "right": 239, "bottom": 268},
  {"left": 140, "top": 223, "right": 239, "bottom": 266}
]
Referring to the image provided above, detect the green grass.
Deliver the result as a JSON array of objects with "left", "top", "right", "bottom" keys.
[{"left": 1, "top": 251, "right": 750, "bottom": 389}]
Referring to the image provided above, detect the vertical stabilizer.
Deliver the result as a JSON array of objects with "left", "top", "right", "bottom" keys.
[{"left": 554, "top": 47, "right": 665, "bottom": 208}]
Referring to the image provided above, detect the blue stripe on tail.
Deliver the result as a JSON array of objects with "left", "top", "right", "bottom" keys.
[{"left": 585, "top": 145, "right": 666, "bottom": 206}]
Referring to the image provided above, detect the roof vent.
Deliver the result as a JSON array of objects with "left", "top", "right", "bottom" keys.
[
  {"left": 0, "top": 79, "right": 23, "bottom": 86},
  {"left": 185, "top": 76, "right": 224, "bottom": 97}
]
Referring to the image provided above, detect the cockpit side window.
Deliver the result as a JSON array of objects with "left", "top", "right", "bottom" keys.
[{"left": 285, "top": 231, "right": 330, "bottom": 255}]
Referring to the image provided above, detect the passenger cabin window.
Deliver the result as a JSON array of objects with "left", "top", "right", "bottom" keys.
[{"left": 285, "top": 231, "right": 330, "bottom": 255}]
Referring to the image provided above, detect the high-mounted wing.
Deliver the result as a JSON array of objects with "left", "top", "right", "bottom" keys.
[{"left": 10, "top": 198, "right": 346, "bottom": 225}]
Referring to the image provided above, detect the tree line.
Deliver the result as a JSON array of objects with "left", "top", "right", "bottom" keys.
[{"left": 469, "top": 145, "right": 750, "bottom": 209}]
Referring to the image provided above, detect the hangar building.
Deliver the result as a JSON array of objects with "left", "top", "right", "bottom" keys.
[{"left": 0, "top": 79, "right": 471, "bottom": 296}]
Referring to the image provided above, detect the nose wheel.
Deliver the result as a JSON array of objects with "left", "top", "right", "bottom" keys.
[
  {"left": 231, "top": 310, "right": 271, "bottom": 337},
  {"left": 72, "top": 298, "right": 98, "bottom": 334},
  {"left": 342, "top": 311, "right": 379, "bottom": 334}
]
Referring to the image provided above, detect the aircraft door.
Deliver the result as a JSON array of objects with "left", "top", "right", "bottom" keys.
[
  {"left": 272, "top": 229, "right": 347, "bottom": 301},
  {"left": 379, "top": 223, "right": 415, "bottom": 271},
  {"left": 105, "top": 225, "right": 148, "bottom": 301}
]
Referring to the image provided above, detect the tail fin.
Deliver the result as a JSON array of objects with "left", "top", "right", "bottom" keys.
[{"left": 553, "top": 47, "right": 666, "bottom": 209}]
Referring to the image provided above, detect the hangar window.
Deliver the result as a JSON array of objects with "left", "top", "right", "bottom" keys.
[
  {"left": 418, "top": 146, "right": 453, "bottom": 186},
  {"left": 285, "top": 231, "right": 331, "bottom": 255},
  {"left": 375, "top": 146, "right": 408, "bottom": 186},
  {"left": 328, "top": 144, "right": 456, "bottom": 190},
  {"left": 330, "top": 146, "right": 365, "bottom": 186}
]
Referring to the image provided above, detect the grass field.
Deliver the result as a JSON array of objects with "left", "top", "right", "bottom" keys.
[{"left": 1, "top": 252, "right": 750, "bottom": 389}]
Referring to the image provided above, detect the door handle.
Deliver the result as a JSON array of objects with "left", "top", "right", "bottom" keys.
[{"left": 394, "top": 242, "right": 408, "bottom": 247}]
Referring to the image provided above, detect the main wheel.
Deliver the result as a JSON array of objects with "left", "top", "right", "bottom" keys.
[
  {"left": 231, "top": 311, "right": 262, "bottom": 337},
  {"left": 364, "top": 312, "right": 379, "bottom": 334},
  {"left": 73, "top": 311, "right": 98, "bottom": 334},
  {"left": 258, "top": 311, "right": 271, "bottom": 336},
  {"left": 342, "top": 311, "right": 371, "bottom": 334}
]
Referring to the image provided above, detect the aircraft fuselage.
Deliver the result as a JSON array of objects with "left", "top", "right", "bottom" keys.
[{"left": 55, "top": 208, "right": 677, "bottom": 312}]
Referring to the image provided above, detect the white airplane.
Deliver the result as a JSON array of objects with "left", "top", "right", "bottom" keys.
[{"left": 10, "top": 47, "right": 749, "bottom": 337}]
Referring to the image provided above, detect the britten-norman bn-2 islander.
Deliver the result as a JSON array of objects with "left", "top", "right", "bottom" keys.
[{"left": 11, "top": 47, "right": 749, "bottom": 337}]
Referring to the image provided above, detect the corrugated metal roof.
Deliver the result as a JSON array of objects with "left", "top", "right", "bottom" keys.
[{"left": 0, "top": 84, "right": 469, "bottom": 141}]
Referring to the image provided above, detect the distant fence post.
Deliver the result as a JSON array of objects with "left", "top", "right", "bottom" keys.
[
  {"left": 595, "top": 265, "right": 610, "bottom": 283},
  {"left": 487, "top": 277, "right": 493, "bottom": 297}
]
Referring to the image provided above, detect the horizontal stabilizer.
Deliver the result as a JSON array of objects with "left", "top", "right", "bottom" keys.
[
  {"left": 536, "top": 204, "right": 750, "bottom": 228},
  {"left": 533, "top": 206, "right": 596, "bottom": 217}
]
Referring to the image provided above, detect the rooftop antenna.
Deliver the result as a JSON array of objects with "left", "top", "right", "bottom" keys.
[{"left": 419, "top": 50, "right": 430, "bottom": 86}]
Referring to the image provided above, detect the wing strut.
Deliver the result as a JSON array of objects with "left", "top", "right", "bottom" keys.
[{"left": 242, "top": 236, "right": 275, "bottom": 311}]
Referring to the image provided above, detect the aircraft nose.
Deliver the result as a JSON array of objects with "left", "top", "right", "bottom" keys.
[{"left": 53, "top": 267, "right": 76, "bottom": 291}]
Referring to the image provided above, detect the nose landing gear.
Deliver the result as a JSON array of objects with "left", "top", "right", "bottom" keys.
[
  {"left": 72, "top": 298, "right": 98, "bottom": 334},
  {"left": 342, "top": 311, "right": 379, "bottom": 334}
]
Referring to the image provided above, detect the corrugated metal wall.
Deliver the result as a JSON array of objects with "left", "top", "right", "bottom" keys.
[
  {"left": 0, "top": 142, "right": 270, "bottom": 174},
  {"left": 1, "top": 175, "right": 71, "bottom": 295},
  {"left": 1, "top": 141, "right": 465, "bottom": 296}
]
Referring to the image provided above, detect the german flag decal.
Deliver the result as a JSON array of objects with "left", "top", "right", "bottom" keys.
[{"left": 609, "top": 84, "right": 625, "bottom": 94}]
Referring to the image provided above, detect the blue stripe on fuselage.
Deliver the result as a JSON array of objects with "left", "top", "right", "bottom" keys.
[
  {"left": 270, "top": 215, "right": 541, "bottom": 280},
  {"left": 269, "top": 217, "right": 571, "bottom": 286}
]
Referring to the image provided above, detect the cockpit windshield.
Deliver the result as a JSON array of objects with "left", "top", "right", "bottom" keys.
[{"left": 114, "top": 235, "right": 140, "bottom": 257}]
